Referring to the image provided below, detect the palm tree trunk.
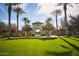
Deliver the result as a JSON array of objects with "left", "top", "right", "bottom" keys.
[
  {"left": 64, "top": 6, "right": 67, "bottom": 26},
  {"left": 8, "top": 4, "right": 11, "bottom": 39},
  {"left": 17, "top": 13, "right": 19, "bottom": 36},
  {"left": 63, "top": 4, "right": 68, "bottom": 35},
  {"left": 56, "top": 14, "right": 58, "bottom": 35},
  {"left": 25, "top": 21, "right": 26, "bottom": 26}
]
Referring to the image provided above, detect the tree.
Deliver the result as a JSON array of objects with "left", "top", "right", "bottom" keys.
[
  {"left": 43, "top": 18, "right": 54, "bottom": 36},
  {"left": 0, "top": 22, "right": 5, "bottom": 36},
  {"left": 22, "top": 18, "right": 31, "bottom": 36},
  {"left": 23, "top": 17, "right": 30, "bottom": 26},
  {"left": 0, "top": 21, "right": 7, "bottom": 37},
  {"left": 5, "top": 3, "right": 19, "bottom": 39},
  {"left": 57, "top": 3, "right": 73, "bottom": 34},
  {"left": 13, "top": 5, "right": 25, "bottom": 36},
  {"left": 59, "top": 18, "right": 66, "bottom": 35},
  {"left": 22, "top": 25, "right": 32, "bottom": 36},
  {"left": 46, "top": 18, "right": 52, "bottom": 24},
  {"left": 10, "top": 24, "right": 17, "bottom": 36},
  {"left": 51, "top": 9, "right": 62, "bottom": 35},
  {"left": 68, "top": 15, "right": 79, "bottom": 35}
]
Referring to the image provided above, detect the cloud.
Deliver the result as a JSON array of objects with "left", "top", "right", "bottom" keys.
[
  {"left": 36, "top": 3, "right": 79, "bottom": 17},
  {"left": 35, "top": 3, "right": 79, "bottom": 28},
  {"left": 36, "top": 3, "right": 63, "bottom": 15},
  {"left": 67, "top": 4, "right": 79, "bottom": 17},
  {"left": 2, "top": 19, "right": 24, "bottom": 30}
]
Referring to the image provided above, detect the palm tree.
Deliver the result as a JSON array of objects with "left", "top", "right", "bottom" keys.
[
  {"left": 13, "top": 5, "right": 25, "bottom": 36},
  {"left": 23, "top": 17, "right": 30, "bottom": 26},
  {"left": 23, "top": 18, "right": 30, "bottom": 36},
  {"left": 46, "top": 18, "right": 52, "bottom": 24},
  {"left": 57, "top": 3, "right": 73, "bottom": 34},
  {"left": 57, "top": 3, "right": 73, "bottom": 25},
  {"left": 51, "top": 9, "right": 62, "bottom": 35},
  {"left": 5, "top": 3, "right": 19, "bottom": 39},
  {"left": 43, "top": 18, "right": 54, "bottom": 36}
]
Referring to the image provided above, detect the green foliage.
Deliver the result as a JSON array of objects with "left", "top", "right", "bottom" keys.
[
  {"left": 32, "top": 34, "right": 35, "bottom": 36},
  {"left": 41, "top": 34, "right": 46, "bottom": 36},
  {"left": 68, "top": 15, "right": 79, "bottom": 35},
  {"left": 43, "top": 18, "right": 54, "bottom": 35},
  {"left": 0, "top": 21, "right": 8, "bottom": 36},
  {"left": 22, "top": 25, "right": 32, "bottom": 32},
  {"left": 22, "top": 25, "right": 32, "bottom": 36}
]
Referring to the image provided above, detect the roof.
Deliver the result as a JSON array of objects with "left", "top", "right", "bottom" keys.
[{"left": 32, "top": 22, "right": 44, "bottom": 25}]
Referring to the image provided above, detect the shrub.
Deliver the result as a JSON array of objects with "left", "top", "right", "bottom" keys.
[
  {"left": 32, "top": 34, "right": 35, "bottom": 36},
  {"left": 41, "top": 34, "right": 46, "bottom": 36}
]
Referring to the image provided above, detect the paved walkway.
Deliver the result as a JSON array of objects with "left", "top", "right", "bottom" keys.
[
  {"left": 20, "top": 35, "right": 58, "bottom": 38},
  {"left": 0, "top": 35, "right": 58, "bottom": 39}
]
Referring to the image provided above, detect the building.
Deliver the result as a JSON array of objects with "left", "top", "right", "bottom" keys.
[
  {"left": 32, "top": 21, "right": 55, "bottom": 36},
  {"left": 32, "top": 22, "right": 44, "bottom": 36}
]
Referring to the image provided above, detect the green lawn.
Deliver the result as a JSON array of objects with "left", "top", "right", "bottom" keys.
[{"left": 0, "top": 37, "right": 79, "bottom": 56}]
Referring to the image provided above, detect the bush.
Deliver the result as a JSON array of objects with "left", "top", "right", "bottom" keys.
[
  {"left": 41, "top": 34, "right": 45, "bottom": 36},
  {"left": 32, "top": 34, "right": 35, "bottom": 36}
]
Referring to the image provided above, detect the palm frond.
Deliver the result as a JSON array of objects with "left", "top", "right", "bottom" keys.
[
  {"left": 51, "top": 9, "right": 62, "bottom": 16},
  {"left": 68, "top": 4, "right": 74, "bottom": 7}
]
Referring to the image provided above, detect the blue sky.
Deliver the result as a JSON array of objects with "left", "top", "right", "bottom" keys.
[{"left": 0, "top": 3, "right": 79, "bottom": 30}]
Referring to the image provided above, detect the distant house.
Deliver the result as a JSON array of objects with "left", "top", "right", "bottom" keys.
[
  {"left": 32, "top": 22, "right": 44, "bottom": 36},
  {"left": 32, "top": 21, "right": 55, "bottom": 36}
]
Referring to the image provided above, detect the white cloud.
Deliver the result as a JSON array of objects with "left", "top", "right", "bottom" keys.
[
  {"left": 36, "top": 3, "right": 63, "bottom": 15},
  {"left": 67, "top": 4, "right": 79, "bottom": 17},
  {"left": 3, "top": 19, "right": 16, "bottom": 25},
  {"left": 36, "top": 3, "right": 79, "bottom": 17},
  {"left": 2, "top": 19, "right": 24, "bottom": 30}
]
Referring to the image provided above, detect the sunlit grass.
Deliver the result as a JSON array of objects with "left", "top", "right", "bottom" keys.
[{"left": 0, "top": 37, "right": 79, "bottom": 56}]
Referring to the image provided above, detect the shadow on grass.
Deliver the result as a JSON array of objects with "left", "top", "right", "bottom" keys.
[
  {"left": 59, "top": 37, "right": 79, "bottom": 52},
  {"left": 45, "top": 50, "right": 72, "bottom": 56},
  {"left": 0, "top": 37, "right": 57, "bottom": 41},
  {"left": 60, "top": 44, "right": 71, "bottom": 49},
  {"left": 38, "top": 37, "right": 57, "bottom": 41},
  {"left": 70, "top": 37, "right": 79, "bottom": 41},
  {"left": 1, "top": 37, "right": 24, "bottom": 40}
]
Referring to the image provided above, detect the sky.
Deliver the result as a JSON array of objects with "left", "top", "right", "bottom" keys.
[{"left": 0, "top": 3, "right": 79, "bottom": 30}]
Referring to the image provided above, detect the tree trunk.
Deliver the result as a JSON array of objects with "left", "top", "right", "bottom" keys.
[
  {"left": 64, "top": 6, "right": 67, "bottom": 25},
  {"left": 8, "top": 4, "right": 11, "bottom": 39},
  {"left": 25, "top": 21, "right": 26, "bottom": 26},
  {"left": 56, "top": 14, "right": 58, "bottom": 35},
  {"left": 63, "top": 4, "right": 69, "bottom": 35},
  {"left": 17, "top": 13, "right": 19, "bottom": 36}
]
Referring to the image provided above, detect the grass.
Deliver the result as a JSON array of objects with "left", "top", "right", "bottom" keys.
[{"left": 0, "top": 37, "right": 79, "bottom": 56}]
